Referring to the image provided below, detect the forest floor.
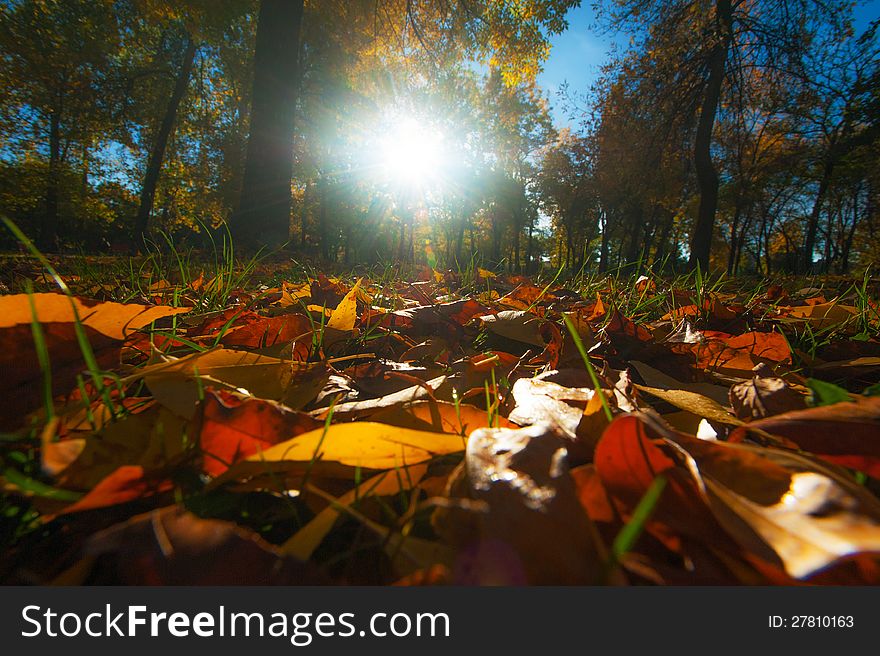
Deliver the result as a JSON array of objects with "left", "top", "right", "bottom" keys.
[{"left": 2, "top": 244, "right": 880, "bottom": 585}]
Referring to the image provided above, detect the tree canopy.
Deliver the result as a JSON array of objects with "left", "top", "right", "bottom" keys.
[{"left": 0, "top": 0, "right": 877, "bottom": 274}]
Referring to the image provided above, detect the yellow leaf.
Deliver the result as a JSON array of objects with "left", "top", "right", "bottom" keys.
[
  {"left": 277, "top": 282, "right": 312, "bottom": 307},
  {"left": 0, "top": 293, "right": 190, "bottom": 340},
  {"left": 326, "top": 278, "right": 361, "bottom": 332},
  {"left": 635, "top": 384, "right": 743, "bottom": 427},
  {"left": 477, "top": 267, "right": 497, "bottom": 278},
  {"left": 282, "top": 464, "right": 428, "bottom": 561},
  {"left": 143, "top": 348, "right": 328, "bottom": 418},
  {"left": 781, "top": 302, "right": 859, "bottom": 329},
  {"left": 247, "top": 422, "right": 466, "bottom": 470}
]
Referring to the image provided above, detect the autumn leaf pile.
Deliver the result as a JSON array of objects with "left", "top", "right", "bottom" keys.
[{"left": 2, "top": 264, "right": 880, "bottom": 585}]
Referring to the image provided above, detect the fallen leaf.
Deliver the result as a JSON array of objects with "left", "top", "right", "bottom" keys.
[
  {"left": 327, "top": 278, "right": 362, "bottom": 332},
  {"left": 281, "top": 465, "right": 429, "bottom": 561},
  {"left": 478, "top": 310, "right": 546, "bottom": 348},
  {"left": 84, "top": 506, "right": 328, "bottom": 584},
  {"left": 144, "top": 348, "right": 329, "bottom": 418},
  {"left": 433, "top": 423, "right": 604, "bottom": 584},
  {"left": 728, "top": 397, "right": 880, "bottom": 477},
  {"left": 629, "top": 360, "right": 730, "bottom": 406},
  {"left": 196, "top": 389, "right": 323, "bottom": 476},
  {"left": 684, "top": 438, "right": 880, "bottom": 579},
  {"left": 0, "top": 293, "right": 190, "bottom": 339},
  {"left": 57, "top": 466, "right": 167, "bottom": 515},
  {"left": 730, "top": 372, "right": 806, "bottom": 421},
  {"left": 215, "top": 422, "right": 466, "bottom": 490},
  {"left": 0, "top": 294, "right": 189, "bottom": 428},
  {"left": 634, "top": 385, "right": 742, "bottom": 427},
  {"left": 780, "top": 302, "right": 859, "bottom": 329},
  {"left": 311, "top": 375, "right": 447, "bottom": 420},
  {"left": 52, "top": 406, "right": 188, "bottom": 490},
  {"left": 370, "top": 400, "right": 515, "bottom": 434}
]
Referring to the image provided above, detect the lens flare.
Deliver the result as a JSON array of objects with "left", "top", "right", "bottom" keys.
[{"left": 378, "top": 116, "right": 445, "bottom": 190}]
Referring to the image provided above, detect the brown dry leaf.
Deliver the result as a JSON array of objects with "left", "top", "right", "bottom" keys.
[
  {"left": 433, "top": 423, "right": 604, "bottom": 584},
  {"left": 728, "top": 397, "right": 880, "bottom": 478},
  {"left": 779, "top": 302, "right": 859, "bottom": 329},
  {"left": 729, "top": 371, "right": 806, "bottom": 421},
  {"left": 497, "top": 284, "right": 545, "bottom": 310},
  {"left": 0, "top": 294, "right": 189, "bottom": 429},
  {"left": 690, "top": 331, "right": 791, "bottom": 377},
  {"left": 311, "top": 375, "right": 447, "bottom": 421},
  {"left": 52, "top": 405, "right": 188, "bottom": 491},
  {"left": 84, "top": 506, "right": 328, "bottom": 584},
  {"left": 144, "top": 348, "right": 329, "bottom": 418},
  {"left": 282, "top": 464, "right": 429, "bottom": 561},
  {"left": 629, "top": 360, "right": 730, "bottom": 405},
  {"left": 634, "top": 385, "right": 742, "bottom": 428},
  {"left": 594, "top": 415, "right": 726, "bottom": 551},
  {"left": 370, "top": 400, "right": 515, "bottom": 434},
  {"left": 509, "top": 378, "right": 594, "bottom": 426},
  {"left": 601, "top": 414, "right": 880, "bottom": 580},
  {"left": 682, "top": 438, "right": 880, "bottom": 579},
  {"left": 575, "top": 391, "right": 613, "bottom": 453},
  {"left": 478, "top": 310, "right": 546, "bottom": 347},
  {"left": 218, "top": 313, "right": 313, "bottom": 350},
  {"left": 56, "top": 465, "right": 168, "bottom": 515},
  {"left": 276, "top": 281, "right": 312, "bottom": 307}
]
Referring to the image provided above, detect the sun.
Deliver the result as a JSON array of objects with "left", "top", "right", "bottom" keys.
[{"left": 377, "top": 116, "right": 446, "bottom": 190}]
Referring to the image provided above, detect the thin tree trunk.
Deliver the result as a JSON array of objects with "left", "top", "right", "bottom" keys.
[
  {"left": 653, "top": 208, "right": 674, "bottom": 268},
  {"left": 689, "top": 0, "right": 733, "bottom": 272},
  {"left": 525, "top": 219, "right": 533, "bottom": 273},
  {"left": 726, "top": 203, "right": 742, "bottom": 276},
  {"left": 803, "top": 158, "right": 834, "bottom": 273},
  {"left": 624, "top": 206, "right": 644, "bottom": 265},
  {"left": 41, "top": 106, "right": 62, "bottom": 251},
  {"left": 233, "top": 0, "right": 305, "bottom": 250},
  {"left": 133, "top": 36, "right": 197, "bottom": 252},
  {"left": 300, "top": 181, "right": 312, "bottom": 248},
  {"left": 838, "top": 191, "right": 859, "bottom": 274},
  {"left": 513, "top": 222, "right": 520, "bottom": 272},
  {"left": 455, "top": 218, "right": 465, "bottom": 265},
  {"left": 598, "top": 211, "right": 609, "bottom": 273}
]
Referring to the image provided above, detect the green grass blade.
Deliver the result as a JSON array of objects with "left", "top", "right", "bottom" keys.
[{"left": 562, "top": 313, "right": 613, "bottom": 422}]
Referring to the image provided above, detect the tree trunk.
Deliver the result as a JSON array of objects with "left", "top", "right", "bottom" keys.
[
  {"left": 318, "top": 176, "right": 332, "bottom": 260},
  {"left": 41, "top": 107, "right": 62, "bottom": 251},
  {"left": 689, "top": 0, "right": 733, "bottom": 272},
  {"left": 133, "top": 36, "right": 197, "bottom": 252},
  {"left": 726, "top": 203, "right": 742, "bottom": 276},
  {"left": 598, "top": 211, "right": 609, "bottom": 273},
  {"left": 233, "top": 0, "right": 305, "bottom": 250},
  {"left": 300, "top": 180, "right": 312, "bottom": 248},
  {"left": 838, "top": 190, "right": 860, "bottom": 274},
  {"left": 525, "top": 219, "right": 533, "bottom": 273},
  {"left": 653, "top": 208, "right": 674, "bottom": 268},
  {"left": 802, "top": 157, "right": 834, "bottom": 273},
  {"left": 624, "top": 206, "right": 644, "bottom": 265}
]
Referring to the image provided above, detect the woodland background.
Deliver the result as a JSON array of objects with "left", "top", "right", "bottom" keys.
[{"left": 0, "top": 0, "right": 878, "bottom": 275}]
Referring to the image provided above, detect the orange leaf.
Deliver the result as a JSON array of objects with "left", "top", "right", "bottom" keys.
[{"left": 197, "top": 389, "right": 322, "bottom": 476}]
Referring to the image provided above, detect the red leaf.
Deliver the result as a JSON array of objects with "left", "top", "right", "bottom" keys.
[
  {"left": 197, "top": 389, "right": 323, "bottom": 476},
  {"left": 594, "top": 415, "right": 723, "bottom": 549},
  {"left": 729, "top": 397, "right": 880, "bottom": 477},
  {"left": 59, "top": 466, "right": 167, "bottom": 514}
]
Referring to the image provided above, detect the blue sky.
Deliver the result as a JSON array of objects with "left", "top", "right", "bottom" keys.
[{"left": 538, "top": 1, "right": 880, "bottom": 130}]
